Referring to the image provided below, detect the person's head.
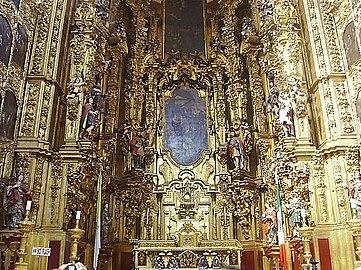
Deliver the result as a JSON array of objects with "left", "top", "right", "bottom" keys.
[{"left": 16, "top": 174, "right": 24, "bottom": 184}]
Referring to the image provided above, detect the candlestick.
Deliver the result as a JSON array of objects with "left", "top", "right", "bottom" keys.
[
  {"left": 301, "top": 208, "right": 306, "bottom": 218},
  {"left": 26, "top": 200, "right": 32, "bottom": 211},
  {"left": 76, "top": 211, "right": 81, "bottom": 220},
  {"left": 351, "top": 199, "right": 357, "bottom": 209}
]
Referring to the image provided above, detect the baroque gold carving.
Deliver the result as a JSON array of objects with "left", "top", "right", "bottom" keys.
[
  {"left": 312, "top": 155, "right": 328, "bottom": 222},
  {"left": 50, "top": 153, "right": 62, "bottom": 224}
]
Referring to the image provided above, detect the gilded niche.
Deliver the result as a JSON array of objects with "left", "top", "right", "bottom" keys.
[{"left": 164, "top": 86, "right": 208, "bottom": 164}]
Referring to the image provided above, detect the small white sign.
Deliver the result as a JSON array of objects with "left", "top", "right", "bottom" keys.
[{"left": 32, "top": 247, "right": 51, "bottom": 256}]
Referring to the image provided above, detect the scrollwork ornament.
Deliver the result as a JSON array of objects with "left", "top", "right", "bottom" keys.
[
  {"left": 334, "top": 82, "right": 355, "bottom": 134},
  {"left": 312, "top": 155, "right": 328, "bottom": 222},
  {"left": 50, "top": 153, "right": 62, "bottom": 224}
]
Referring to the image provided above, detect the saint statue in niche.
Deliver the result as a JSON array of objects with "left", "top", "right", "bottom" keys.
[
  {"left": 4, "top": 174, "right": 32, "bottom": 228},
  {"left": 79, "top": 69, "right": 106, "bottom": 140},
  {"left": 80, "top": 97, "right": 98, "bottom": 139},
  {"left": 130, "top": 130, "right": 148, "bottom": 169},
  {"left": 227, "top": 130, "right": 246, "bottom": 170}
]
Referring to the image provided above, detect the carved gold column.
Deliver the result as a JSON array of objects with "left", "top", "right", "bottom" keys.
[
  {"left": 243, "top": 46, "right": 266, "bottom": 134},
  {"left": 64, "top": 0, "right": 97, "bottom": 144},
  {"left": 274, "top": 0, "right": 312, "bottom": 142},
  {"left": 219, "top": 0, "right": 242, "bottom": 124},
  {"left": 125, "top": 1, "right": 149, "bottom": 127}
]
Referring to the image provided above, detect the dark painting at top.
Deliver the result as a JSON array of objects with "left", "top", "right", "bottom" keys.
[
  {"left": 165, "top": 86, "right": 208, "bottom": 164},
  {"left": 12, "top": 24, "right": 28, "bottom": 69},
  {"left": 13, "top": 0, "right": 21, "bottom": 9},
  {"left": 0, "top": 16, "right": 13, "bottom": 66},
  {"left": 165, "top": 0, "right": 204, "bottom": 55}
]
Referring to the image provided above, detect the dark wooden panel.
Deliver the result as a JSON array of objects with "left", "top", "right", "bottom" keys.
[
  {"left": 318, "top": 238, "right": 332, "bottom": 270},
  {"left": 242, "top": 250, "right": 255, "bottom": 270},
  {"left": 121, "top": 252, "right": 133, "bottom": 270},
  {"left": 47, "top": 240, "right": 61, "bottom": 270}
]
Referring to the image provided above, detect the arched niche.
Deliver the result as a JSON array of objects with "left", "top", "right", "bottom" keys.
[
  {"left": 12, "top": 23, "right": 28, "bottom": 69},
  {"left": 0, "top": 91, "right": 18, "bottom": 140},
  {"left": 343, "top": 21, "right": 361, "bottom": 69},
  {"left": 0, "top": 16, "right": 13, "bottom": 66}
]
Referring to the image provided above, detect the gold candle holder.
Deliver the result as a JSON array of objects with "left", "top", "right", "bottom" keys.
[
  {"left": 69, "top": 213, "right": 85, "bottom": 263},
  {"left": 299, "top": 224, "right": 314, "bottom": 269},
  {"left": 15, "top": 208, "right": 35, "bottom": 270}
]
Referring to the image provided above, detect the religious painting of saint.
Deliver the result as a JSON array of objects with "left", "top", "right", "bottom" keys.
[
  {"left": 12, "top": 24, "right": 28, "bottom": 69},
  {"left": 0, "top": 16, "right": 13, "bottom": 66},
  {"left": 343, "top": 22, "right": 361, "bottom": 69},
  {"left": 164, "top": 86, "right": 208, "bottom": 164},
  {"left": 0, "top": 91, "right": 17, "bottom": 141},
  {"left": 165, "top": 0, "right": 204, "bottom": 55},
  {"left": 13, "top": 0, "right": 21, "bottom": 9}
]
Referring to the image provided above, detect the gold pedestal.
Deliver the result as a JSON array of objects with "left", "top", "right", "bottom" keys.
[
  {"left": 68, "top": 220, "right": 85, "bottom": 262},
  {"left": 263, "top": 245, "right": 281, "bottom": 270},
  {"left": 15, "top": 211, "right": 35, "bottom": 270},
  {"left": 299, "top": 225, "right": 314, "bottom": 270},
  {"left": 347, "top": 218, "right": 361, "bottom": 269}
]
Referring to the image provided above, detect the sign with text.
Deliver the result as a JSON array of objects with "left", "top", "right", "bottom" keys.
[{"left": 32, "top": 247, "right": 51, "bottom": 256}]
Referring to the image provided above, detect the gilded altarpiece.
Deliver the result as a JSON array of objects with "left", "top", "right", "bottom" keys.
[{"left": 2, "top": 0, "right": 361, "bottom": 269}]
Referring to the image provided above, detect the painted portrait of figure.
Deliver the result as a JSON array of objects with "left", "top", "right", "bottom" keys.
[
  {"left": 0, "top": 16, "right": 13, "bottom": 66},
  {"left": 0, "top": 91, "right": 17, "bottom": 141},
  {"left": 12, "top": 24, "right": 28, "bottom": 69},
  {"left": 165, "top": 0, "right": 204, "bottom": 54},
  {"left": 343, "top": 22, "right": 361, "bottom": 69},
  {"left": 165, "top": 86, "right": 208, "bottom": 164}
]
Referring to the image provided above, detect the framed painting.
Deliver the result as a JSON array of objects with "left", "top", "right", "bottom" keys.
[
  {"left": 0, "top": 91, "right": 17, "bottom": 141},
  {"left": 165, "top": 0, "right": 204, "bottom": 55},
  {"left": 0, "top": 16, "right": 13, "bottom": 66},
  {"left": 164, "top": 86, "right": 208, "bottom": 164},
  {"left": 12, "top": 24, "right": 28, "bottom": 69}
]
